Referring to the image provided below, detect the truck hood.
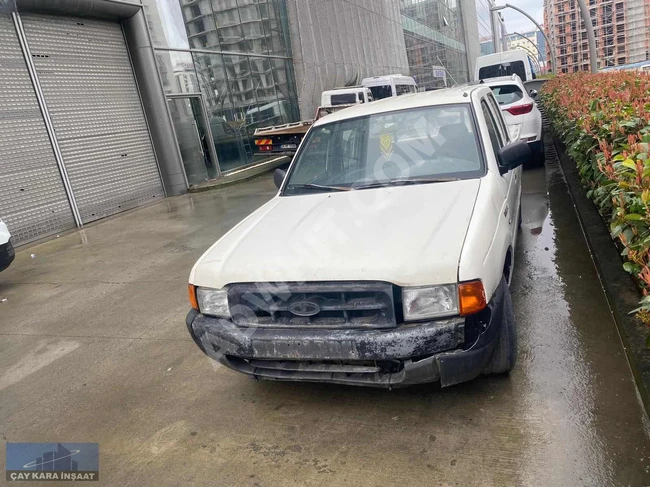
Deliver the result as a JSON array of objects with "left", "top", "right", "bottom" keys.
[{"left": 190, "top": 180, "right": 481, "bottom": 288}]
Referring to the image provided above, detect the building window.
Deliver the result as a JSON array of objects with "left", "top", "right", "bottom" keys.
[{"left": 617, "top": 56, "right": 626, "bottom": 65}]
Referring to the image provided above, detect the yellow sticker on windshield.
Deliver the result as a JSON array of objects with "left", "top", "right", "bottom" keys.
[{"left": 380, "top": 133, "right": 394, "bottom": 158}]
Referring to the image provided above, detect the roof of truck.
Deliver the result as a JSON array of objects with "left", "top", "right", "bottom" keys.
[{"left": 312, "top": 86, "right": 486, "bottom": 126}]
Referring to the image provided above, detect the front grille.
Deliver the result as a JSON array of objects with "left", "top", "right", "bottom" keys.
[
  {"left": 227, "top": 281, "right": 396, "bottom": 329},
  {"left": 225, "top": 357, "right": 404, "bottom": 386}
]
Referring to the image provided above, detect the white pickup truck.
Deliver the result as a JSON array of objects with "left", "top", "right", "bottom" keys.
[{"left": 187, "top": 86, "right": 530, "bottom": 388}]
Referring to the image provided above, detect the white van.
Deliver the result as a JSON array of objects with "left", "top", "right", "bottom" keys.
[
  {"left": 320, "top": 87, "right": 373, "bottom": 107},
  {"left": 475, "top": 50, "right": 537, "bottom": 82},
  {"left": 361, "top": 74, "right": 417, "bottom": 100}
]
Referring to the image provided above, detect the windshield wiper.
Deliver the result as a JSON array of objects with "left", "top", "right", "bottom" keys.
[
  {"left": 353, "top": 177, "right": 460, "bottom": 190},
  {"left": 287, "top": 183, "right": 353, "bottom": 192}
]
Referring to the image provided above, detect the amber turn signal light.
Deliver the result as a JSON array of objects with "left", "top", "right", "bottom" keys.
[
  {"left": 458, "top": 280, "right": 487, "bottom": 316},
  {"left": 188, "top": 284, "right": 199, "bottom": 311}
]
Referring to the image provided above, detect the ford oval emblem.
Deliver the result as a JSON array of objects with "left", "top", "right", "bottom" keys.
[{"left": 288, "top": 300, "right": 321, "bottom": 317}]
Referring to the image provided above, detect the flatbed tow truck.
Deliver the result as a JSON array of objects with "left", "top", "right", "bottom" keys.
[{"left": 253, "top": 105, "right": 354, "bottom": 157}]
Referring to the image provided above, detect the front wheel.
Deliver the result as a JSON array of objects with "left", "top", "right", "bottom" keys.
[{"left": 484, "top": 278, "right": 518, "bottom": 375}]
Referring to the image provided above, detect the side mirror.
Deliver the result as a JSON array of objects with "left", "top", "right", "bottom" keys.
[
  {"left": 529, "top": 89, "right": 538, "bottom": 98},
  {"left": 273, "top": 168, "right": 286, "bottom": 189},
  {"left": 497, "top": 140, "right": 532, "bottom": 175}
]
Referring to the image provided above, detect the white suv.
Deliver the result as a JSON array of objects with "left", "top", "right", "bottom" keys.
[
  {"left": 187, "top": 86, "right": 531, "bottom": 388},
  {"left": 483, "top": 75, "right": 544, "bottom": 164}
]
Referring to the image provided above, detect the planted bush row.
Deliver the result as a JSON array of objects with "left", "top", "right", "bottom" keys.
[{"left": 541, "top": 72, "right": 650, "bottom": 324}]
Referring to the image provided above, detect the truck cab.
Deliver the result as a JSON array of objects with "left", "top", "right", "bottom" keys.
[{"left": 188, "top": 86, "right": 532, "bottom": 389}]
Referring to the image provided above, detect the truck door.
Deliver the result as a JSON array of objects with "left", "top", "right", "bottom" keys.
[
  {"left": 484, "top": 94, "right": 521, "bottom": 246},
  {"left": 480, "top": 98, "right": 517, "bottom": 250}
]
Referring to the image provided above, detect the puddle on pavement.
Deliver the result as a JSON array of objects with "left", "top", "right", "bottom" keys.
[{"left": 513, "top": 156, "right": 650, "bottom": 485}]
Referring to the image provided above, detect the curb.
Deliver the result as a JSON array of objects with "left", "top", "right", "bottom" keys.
[
  {"left": 188, "top": 156, "right": 290, "bottom": 193},
  {"left": 552, "top": 136, "right": 650, "bottom": 415}
]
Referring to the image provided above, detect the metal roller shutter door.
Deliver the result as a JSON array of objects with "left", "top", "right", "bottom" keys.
[
  {"left": 21, "top": 14, "right": 164, "bottom": 224},
  {"left": 0, "top": 14, "right": 76, "bottom": 245}
]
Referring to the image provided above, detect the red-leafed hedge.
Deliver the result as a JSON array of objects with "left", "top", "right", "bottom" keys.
[{"left": 541, "top": 72, "right": 650, "bottom": 323}]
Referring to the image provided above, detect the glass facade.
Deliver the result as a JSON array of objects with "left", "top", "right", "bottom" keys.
[
  {"left": 400, "top": 0, "right": 470, "bottom": 88},
  {"left": 143, "top": 0, "right": 299, "bottom": 179},
  {"left": 142, "top": 0, "right": 479, "bottom": 184},
  {"left": 475, "top": 0, "right": 494, "bottom": 43}
]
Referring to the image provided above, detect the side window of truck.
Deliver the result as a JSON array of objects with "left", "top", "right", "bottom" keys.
[
  {"left": 480, "top": 99, "right": 503, "bottom": 156},
  {"left": 486, "top": 93, "right": 509, "bottom": 143}
]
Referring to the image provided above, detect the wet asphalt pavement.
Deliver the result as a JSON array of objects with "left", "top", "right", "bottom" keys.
[{"left": 2, "top": 151, "right": 650, "bottom": 486}]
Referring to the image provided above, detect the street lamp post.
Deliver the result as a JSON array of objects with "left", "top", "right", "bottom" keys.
[
  {"left": 490, "top": 4, "right": 557, "bottom": 74},
  {"left": 576, "top": 0, "right": 598, "bottom": 72}
]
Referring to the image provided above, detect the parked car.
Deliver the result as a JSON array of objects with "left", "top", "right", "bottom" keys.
[
  {"left": 0, "top": 218, "right": 15, "bottom": 272},
  {"left": 187, "top": 86, "right": 531, "bottom": 388},
  {"left": 483, "top": 75, "right": 544, "bottom": 164}
]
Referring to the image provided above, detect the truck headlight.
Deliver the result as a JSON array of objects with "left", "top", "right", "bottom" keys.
[
  {"left": 196, "top": 287, "right": 230, "bottom": 318},
  {"left": 402, "top": 284, "right": 458, "bottom": 321}
]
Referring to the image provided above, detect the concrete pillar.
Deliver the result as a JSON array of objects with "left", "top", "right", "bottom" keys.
[{"left": 122, "top": 10, "right": 187, "bottom": 196}]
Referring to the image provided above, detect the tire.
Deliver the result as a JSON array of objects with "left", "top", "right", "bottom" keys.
[{"left": 484, "top": 278, "right": 518, "bottom": 375}]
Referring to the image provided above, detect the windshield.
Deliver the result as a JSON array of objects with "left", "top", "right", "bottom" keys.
[
  {"left": 490, "top": 84, "right": 524, "bottom": 105},
  {"left": 283, "top": 104, "right": 483, "bottom": 195},
  {"left": 479, "top": 61, "right": 526, "bottom": 80},
  {"left": 368, "top": 85, "right": 393, "bottom": 100},
  {"left": 330, "top": 93, "right": 358, "bottom": 105}
]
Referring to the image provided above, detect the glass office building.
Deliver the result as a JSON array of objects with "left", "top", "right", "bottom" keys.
[
  {"left": 401, "top": 0, "right": 471, "bottom": 88},
  {"left": 143, "top": 0, "right": 299, "bottom": 183}
]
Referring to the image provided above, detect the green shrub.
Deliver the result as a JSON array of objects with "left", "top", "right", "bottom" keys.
[{"left": 541, "top": 72, "right": 650, "bottom": 324}]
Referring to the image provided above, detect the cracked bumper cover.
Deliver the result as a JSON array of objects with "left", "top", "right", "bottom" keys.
[{"left": 186, "top": 281, "right": 506, "bottom": 388}]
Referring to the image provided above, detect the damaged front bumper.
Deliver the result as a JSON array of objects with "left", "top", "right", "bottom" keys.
[{"left": 186, "top": 281, "right": 506, "bottom": 388}]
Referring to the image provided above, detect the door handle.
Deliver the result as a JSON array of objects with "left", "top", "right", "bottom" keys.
[{"left": 504, "top": 204, "right": 509, "bottom": 218}]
